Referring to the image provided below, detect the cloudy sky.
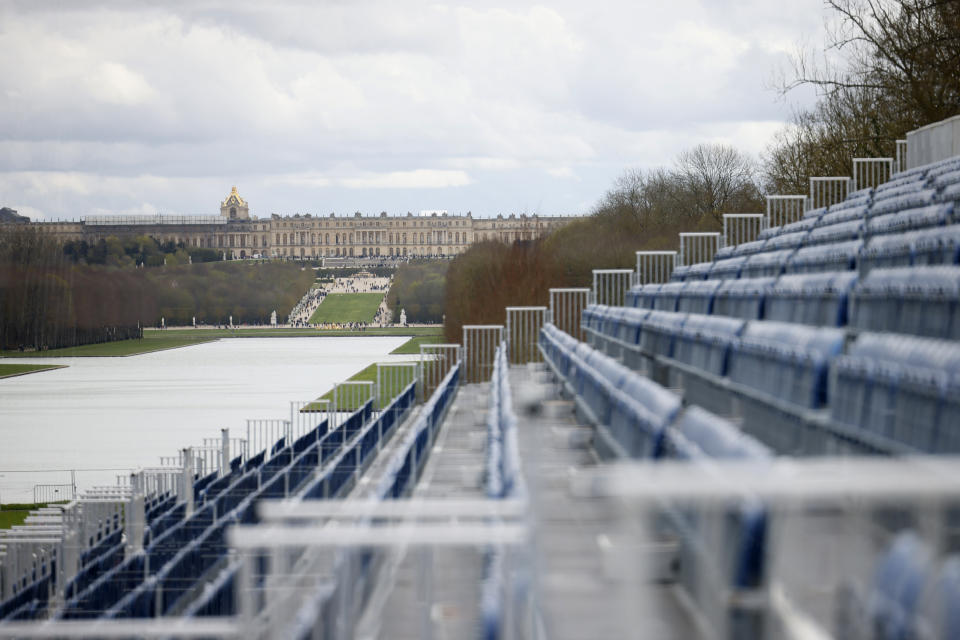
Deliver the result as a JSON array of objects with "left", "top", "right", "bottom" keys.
[{"left": 0, "top": 0, "right": 827, "bottom": 221}]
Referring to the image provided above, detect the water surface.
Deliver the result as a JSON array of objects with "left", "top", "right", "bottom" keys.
[{"left": 0, "top": 336, "right": 409, "bottom": 502}]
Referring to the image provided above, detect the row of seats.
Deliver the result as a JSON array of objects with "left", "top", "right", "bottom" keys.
[
  {"left": 584, "top": 303, "right": 960, "bottom": 456},
  {"left": 628, "top": 266, "right": 960, "bottom": 340},
  {"left": 538, "top": 324, "right": 770, "bottom": 632}
]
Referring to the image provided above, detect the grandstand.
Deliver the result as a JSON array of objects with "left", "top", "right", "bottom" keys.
[{"left": 4, "top": 117, "right": 960, "bottom": 638}]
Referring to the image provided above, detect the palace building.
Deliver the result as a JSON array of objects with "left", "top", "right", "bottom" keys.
[{"left": 23, "top": 187, "right": 578, "bottom": 260}]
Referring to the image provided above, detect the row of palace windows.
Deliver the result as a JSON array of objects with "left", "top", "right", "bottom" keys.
[
  {"left": 272, "top": 231, "right": 472, "bottom": 246},
  {"left": 172, "top": 229, "right": 536, "bottom": 250},
  {"left": 270, "top": 246, "right": 457, "bottom": 258}
]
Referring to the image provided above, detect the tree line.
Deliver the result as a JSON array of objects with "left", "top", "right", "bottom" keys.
[
  {"left": 1, "top": 226, "right": 313, "bottom": 350},
  {"left": 444, "top": 0, "right": 959, "bottom": 340},
  {"left": 386, "top": 260, "right": 446, "bottom": 323}
]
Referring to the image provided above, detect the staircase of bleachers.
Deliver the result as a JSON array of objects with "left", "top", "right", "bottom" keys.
[{"left": 4, "top": 125, "right": 960, "bottom": 639}]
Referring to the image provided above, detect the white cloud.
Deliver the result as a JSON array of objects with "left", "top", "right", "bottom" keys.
[{"left": 0, "top": 0, "right": 828, "bottom": 217}]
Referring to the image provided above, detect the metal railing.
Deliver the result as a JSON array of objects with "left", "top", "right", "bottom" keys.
[
  {"left": 549, "top": 288, "right": 590, "bottom": 341},
  {"left": 895, "top": 140, "right": 908, "bottom": 174},
  {"left": 635, "top": 251, "right": 677, "bottom": 285},
  {"left": 463, "top": 325, "right": 504, "bottom": 383},
  {"left": 722, "top": 214, "right": 765, "bottom": 248},
  {"left": 852, "top": 157, "right": 894, "bottom": 191},
  {"left": 591, "top": 269, "right": 634, "bottom": 306},
  {"left": 505, "top": 306, "right": 548, "bottom": 364},
  {"left": 809, "top": 177, "right": 851, "bottom": 210},
  {"left": 375, "top": 362, "right": 419, "bottom": 409},
  {"left": 419, "top": 343, "right": 461, "bottom": 399},
  {"left": 678, "top": 232, "right": 721, "bottom": 267},
  {"left": 766, "top": 195, "right": 807, "bottom": 228}
]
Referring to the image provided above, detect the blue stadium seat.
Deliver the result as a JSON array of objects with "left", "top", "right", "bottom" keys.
[
  {"left": 670, "top": 265, "right": 690, "bottom": 282},
  {"left": 757, "top": 225, "right": 783, "bottom": 241},
  {"left": 866, "top": 203, "right": 953, "bottom": 236},
  {"left": 764, "top": 230, "right": 810, "bottom": 252},
  {"left": 817, "top": 205, "right": 868, "bottom": 228},
  {"left": 638, "top": 310, "right": 688, "bottom": 359},
  {"left": 653, "top": 282, "right": 686, "bottom": 312},
  {"left": 685, "top": 262, "right": 713, "bottom": 281},
  {"left": 780, "top": 216, "right": 820, "bottom": 234},
  {"left": 830, "top": 332, "right": 960, "bottom": 452},
  {"left": 606, "top": 375, "right": 682, "bottom": 458},
  {"left": 712, "top": 245, "right": 736, "bottom": 261},
  {"left": 785, "top": 240, "right": 862, "bottom": 274},
  {"left": 869, "top": 187, "right": 938, "bottom": 217},
  {"left": 741, "top": 249, "right": 795, "bottom": 278},
  {"left": 711, "top": 277, "right": 775, "bottom": 320},
  {"left": 631, "top": 283, "right": 662, "bottom": 309},
  {"left": 671, "top": 314, "right": 746, "bottom": 376},
  {"left": 728, "top": 322, "right": 845, "bottom": 409},
  {"left": 913, "top": 224, "right": 960, "bottom": 265},
  {"left": 807, "top": 219, "right": 864, "bottom": 245},
  {"left": 765, "top": 271, "right": 857, "bottom": 327},
  {"left": 851, "top": 266, "right": 960, "bottom": 340},
  {"left": 802, "top": 206, "right": 828, "bottom": 221},
  {"left": 869, "top": 532, "right": 932, "bottom": 640},
  {"left": 708, "top": 256, "right": 748, "bottom": 280},
  {"left": 664, "top": 406, "right": 772, "bottom": 460},
  {"left": 731, "top": 239, "right": 769, "bottom": 257},
  {"left": 676, "top": 280, "right": 723, "bottom": 315}
]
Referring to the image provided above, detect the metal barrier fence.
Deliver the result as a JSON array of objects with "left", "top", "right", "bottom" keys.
[
  {"left": 549, "top": 288, "right": 590, "bottom": 341},
  {"left": 290, "top": 401, "right": 329, "bottom": 442},
  {"left": 591, "top": 269, "right": 633, "bottom": 306},
  {"left": 809, "top": 177, "right": 851, "bottom": 210},
  {"left": 852, "top": 157, "right": 894, "bottom": 190},
  {"left": 635, "top": 251, "right": 676, "bottom": 285},
  {"left": 463, "top": 325, "right": 504, "bottom": 383},
  {"left": 505, "top": 306, "right": 548, "bottom": 364},
  {"left": 722, "top": 213, "right": 765, "bottom": 248},
  {"left": 246, "top": 419, "right": 291, "bottom": 460},
  {"left": 896, "top": 140, "right": 908, "bottom": 174},
  {"left": 376, "top": 362, "right": 419, "bottom": 409},
  {"left": 32, "top": 483, "right": 74, "bottom": 504},
  {"left": 419, "top": 344, "right": 461, "bottom": 400},
  {"left": 766, "top": 195, "right": 807, "bottom": 228},
  {"left": 678, "top": 232, "right": 721, "bottom": 267},
  {"left": 330, "top": 382, "right": 376, "bottom": 426}
]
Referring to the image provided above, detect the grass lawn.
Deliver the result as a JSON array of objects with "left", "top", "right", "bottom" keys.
[
  {"left": 304, "top": 361, "right": 418, "bottom": 411},
  {"left": 0, "top": 503, "right": 58, "bottom": 529},
  {"left": 390, "top": 333, "right": 444, "bottom": 354},
  {"left": 0, "top": 363, "right": 67, "bottom": 378},
  {"left": 308, "top": 293, "right": 384, "bottom": 324}
]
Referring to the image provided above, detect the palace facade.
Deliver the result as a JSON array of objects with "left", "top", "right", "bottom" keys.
[{"left": 25, "top": 187, "right": 577, "bottom": 260}]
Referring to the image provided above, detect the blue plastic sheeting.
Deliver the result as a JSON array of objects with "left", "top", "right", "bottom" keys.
[
  {"left": 807, "top": 219, "right": 864, "bottom": 246},
  {"left": 741, "top": 249, "right": 796, "bottom": 278},
  {"left": 785, "top": 240, "right": 862, "bottom": 274},
  {"left": 831, "top": 332, "right": 960, "bottom": 452},
  {"left": 729, "top": 322, "right": 845, "bottom": 409},
  {"left": 671, "top": 314, "right": 746, "bottom": 376},
  {"left": 817, "top": 205, "right": 868, "bottom": 227},
  {"left": 765, "top": 271, "right": 857, "bottom": 327},
  {"left": 764, "top": 230, "right": 810, "bottom": 251},
  {"left": 869, "top": 532, "right": 932, "bottom": 640},
  {"left": 639, "top": 310, "right": 688, "bottom": 359},
  {"left": 670, "top": 265, "right": 690, "bottom": 282},
  {"left": 663, "top": 406, "right": 771, "bottom": 460},
  {"left": 707, "top": 256, "right": 748, "bottom": 281},
  {"left": 711, "top": 277, "right": 775, "bottom": 320},
  {"left": 851, "top": 266, "right": 960, "bottom": 340},
  {"left": 731, "top": 239, "right": 769, "bottom": 257},
  {"left": 869, "top": 187, "right": 938, "bottom": 217},
  {"left": 676, "top": 279, "right": 723, "bottom": 315},
  {"left": 866, "top": 203, "right": 953, "bottom": 236}
]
